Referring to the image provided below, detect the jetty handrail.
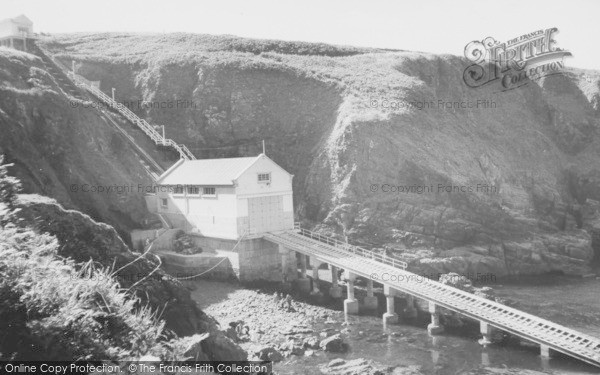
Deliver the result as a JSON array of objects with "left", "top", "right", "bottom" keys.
[
  {"left": 264, "top": 230, "right": 600, "bottom": 368},
  {"left": 293, "top": 223, "right": 408, "bottom": 270}
]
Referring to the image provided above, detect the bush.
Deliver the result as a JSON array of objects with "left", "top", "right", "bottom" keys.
[
  {"left": 0, "top": 157, "right": 184, "bottom": 361},
  {"left": 0, "top": 225, "right": 172, "bottom": 360}
]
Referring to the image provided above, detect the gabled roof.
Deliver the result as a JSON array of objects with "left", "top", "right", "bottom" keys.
[
  {"left": 157, "top": 155, "right": 262, "bottom": 186},
  {"left": 13, "top": 15, "right": 33, "bottom": 25},
  {"left": 0, "top": 15, "right": 33, "bottom": 25}
]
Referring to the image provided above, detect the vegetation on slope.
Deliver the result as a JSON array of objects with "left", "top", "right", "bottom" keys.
[
  {"left": 0, "top": 156, "right": 172, "bottom": 360},
  {"left": 0, "top": 157, "right": 245, "bottom": 361},
  {"left": 42, "top": 32, "right": 381, "bottom": 61},
  {"left": 0, "top": 45, "right": 157, "bottom": 235}
]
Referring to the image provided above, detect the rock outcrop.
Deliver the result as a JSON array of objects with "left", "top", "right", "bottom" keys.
[
  {"left": 0, "top": 48, "right": 158, "bottom": 238},
  {"left": 3, "top": 34, "right": 600, "bottom": 277}
]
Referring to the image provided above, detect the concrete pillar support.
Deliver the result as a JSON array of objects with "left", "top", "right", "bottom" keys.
[
  {"left": 310, "top": 260, "right": 323, "bottom": 296},
  {"left": 427, "top": 301, "right": 444, "bottom": 335},
  {"left": 295, "top": 253, "right": 311, "bottom": 293},
  {"left": 278, "top": 245, "right": 289, "bottom": 282},
  {"left": 299, "top": 253, "right": 307, "bottom": 277},
  {"left": 404, "top": 294, "right": 418, "bottom": 318},
  {"left": 382, "top": 285, "right": 398, "bottom": 324},
  {"left": 329, "top": 265, "right": 342, "bottom": 298},
  {"left": 363, "top": 279, "right": 378, "bottom": 310},
  {"left": 481, "top": 351, "right": 490, "bottom": 367},
  {"left": 540, "top": 344, "right": 551, "bottom": 358},
  {"left": 344, "top": 272, "right": 359, "bottom": 315},
  {"left": 478, "top": 321, "right": 493, "bottom": 346}
]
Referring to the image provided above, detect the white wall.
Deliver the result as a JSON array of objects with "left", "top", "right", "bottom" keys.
[
  {"left": 187, "top": 186, "right": 238, "bottom": 238},
  {"left": 235, "top": 156, "right": 294, "bottom": 235},
  {"left": 0, "top": 20, "right": 33, "bottom": 38},
  {"left": 153, "top": 156, "right": 294, "bottom": 239},
  {"left": 157, "top": 186, "right": 239, "bottom": 239},
  {"left": 235, "top": 156, "right": 293, "bottom": 197},
  {"left": 0, "top": 21, "right": 15, "bottom": 37}
]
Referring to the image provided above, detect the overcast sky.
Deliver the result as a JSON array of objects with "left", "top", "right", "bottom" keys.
[{"left": 3, "top": 0, "right": 599, "bottom": 70}]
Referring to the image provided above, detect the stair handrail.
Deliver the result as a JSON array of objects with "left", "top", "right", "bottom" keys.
[
  {"left": 67, "top": 71, "right": 195, "bottom": 160},
  {"left": 293, "top": 225, "right": 408, "bottom": 270},
  {"left": 34, "top": 46, "right": 195, "bottom": 160}
]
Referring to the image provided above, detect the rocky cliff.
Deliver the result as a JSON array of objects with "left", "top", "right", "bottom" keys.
[
  {"left": 3, "top": 33, "right": 600, "bottom": 278},
  {"left": 0, "top": 47, "right": 158, "bottom": 239}
]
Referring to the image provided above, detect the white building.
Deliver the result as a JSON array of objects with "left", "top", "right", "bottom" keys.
[
  {"left": 0, "top": 15, "right": 35, "bottom": 51},
  {"left": 148, "top": 154, "right": 295, "bottom": 239}
]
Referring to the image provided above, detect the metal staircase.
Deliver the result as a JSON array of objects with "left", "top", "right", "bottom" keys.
[
  {"left": 67, "top": 73, "right": 196, "bottom": 161},
  {"left": 264, "top": 227, "right": 600, "bottom": 368},
  {"left": 33, "top": 44, "right": 195, "bottom": 161},
  {"left": 30, "top": 44, "right": 86, "bottom": 100},
  {"left": 30, "top": 44, "right": 166, "bottom": 179}
]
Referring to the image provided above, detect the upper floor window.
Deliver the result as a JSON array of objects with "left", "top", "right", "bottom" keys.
[
  {"left": 187, "top": 186, "right": 199, "bottom": 195},
  {"left": 258, "top": 173, "right": 271, "bottom": 183},
  {"left": 203, "top": 187, "right": 216, "bottom": 196}
]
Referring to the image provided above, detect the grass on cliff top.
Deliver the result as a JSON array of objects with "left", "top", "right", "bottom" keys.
[
  {"left": 38, "top": 32, "right": 599, "bottom": 127},
  {"left": 37, "top": 32, "right": 432, "bottom": 112},
  {"left": 37, "top": 33, "right": 598, "bottom": 102},
  {"left": 40, "top": 32, "right": 386, "bottom": 61}
]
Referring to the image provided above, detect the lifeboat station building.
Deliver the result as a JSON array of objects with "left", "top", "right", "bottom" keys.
[{"left": 145, "top": 154, "right": 298, "bottom": 281}]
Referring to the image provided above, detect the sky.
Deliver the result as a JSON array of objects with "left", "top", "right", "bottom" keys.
[{"left": 3, "top": 0, "right": 599, "bottom": 70}]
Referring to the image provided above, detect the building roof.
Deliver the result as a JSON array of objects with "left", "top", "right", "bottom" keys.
[
  {"left": 157, "top": 155, "right": 262, "bottom": 186},
  {"left": 0, "top": 15, "right": 33, "bottom": 25}
]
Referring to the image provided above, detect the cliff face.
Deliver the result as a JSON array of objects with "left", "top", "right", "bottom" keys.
[
  {"left": 6, "top": 33, "right": 600, "bottom": 277},
  {"left": 0, "top": 48, "right": 155, "bottom": 238}
]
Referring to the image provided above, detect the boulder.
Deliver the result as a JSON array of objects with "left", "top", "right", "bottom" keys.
[
  {"left": 319, "top": 334, "right": 346, "bottom": 353},
  {"left": 438, "top": 273, "right": 473, "bottom": 292},
  {"left": 255, "top": 346, "right": 284, "bottom": 362},
  {"left": 181, "top": 333, "right": 211, "bottom": 360},
  {"left": 302, "top": 336, "right": 320, "bottom": 349}
]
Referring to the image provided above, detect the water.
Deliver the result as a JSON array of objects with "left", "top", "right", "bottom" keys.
[{"left": 275, "top": 277, "right": 600, "bottom": 374}]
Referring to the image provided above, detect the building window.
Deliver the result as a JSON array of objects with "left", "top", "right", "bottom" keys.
[
  {"left": 173, "top": 185, "right": 184, "bottom": 194},
  {"left": 187, "top": 186, "right": 199, "bottom": 195},
  {"left": 258, "top": 173, "right": 271, "bottom": 183},
  {"left": 202, "top": 187, "right": 216, "bottom": 196},
  {"left": 161, "top": 198, "right": 168, "bottom": 208}
]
